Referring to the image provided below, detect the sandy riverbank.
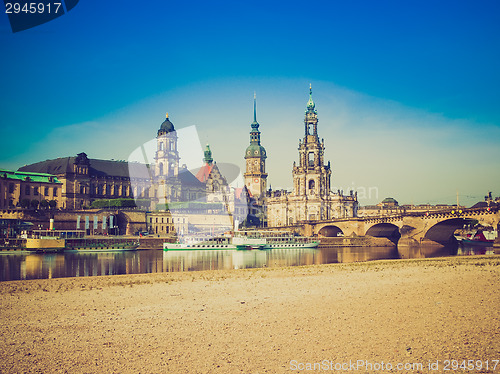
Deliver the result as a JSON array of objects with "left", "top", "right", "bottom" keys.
[{"left": 1, "top": 256, "right": 499, "bottom": 373}]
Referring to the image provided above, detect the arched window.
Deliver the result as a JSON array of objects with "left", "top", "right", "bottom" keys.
[
  {"left": 159, "top": 142, "right": 164, "bottom": 151},
  {"left": 308, "top": 179, "right": 315, "bottom": 194},
  {"left": 158, "top": 163, "right": 164, "bottom": 176},
  {"left": 308, "top": 152, "right": 314, "bottom": 167}
]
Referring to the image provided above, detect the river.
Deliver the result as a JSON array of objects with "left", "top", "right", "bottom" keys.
[{"left": 0, "top": 244, "right": 494, "bottom": 281}]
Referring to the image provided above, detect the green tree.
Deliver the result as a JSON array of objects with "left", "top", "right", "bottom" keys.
[
  {"left": 20, "top": 199, "right": 31, "bottom": 209},
  {"left": 48, "top": 200, "right": 57, "bottom": 209},
  {"left": 40, "top": 200, "right": 49, "bottom": 209},
  {"left": 31, "top": 200, "right": 40, "bottom": 210}
]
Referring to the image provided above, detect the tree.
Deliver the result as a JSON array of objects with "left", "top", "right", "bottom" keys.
[
  {"left": 48, "top": 200, "right": 57, "bottom": 210},
  {"left": 40, "top": 200, "right": 49, "bottom": 210},
  {"left": 31, "top": 200, "right": 39, "bottom": 210},
  {"left": 20, "top": 199, "right": 31, "bottom": 209}
]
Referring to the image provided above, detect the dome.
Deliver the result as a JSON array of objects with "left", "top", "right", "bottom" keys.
[
  {"left": 158, "top": 114, "right": 175, "bottom": 135},
  {"left": 245, "top": 144, "right": 267, "bottom": 159},
  {"left": 381, "top": 197, "right": 399, "bottom": 205}
]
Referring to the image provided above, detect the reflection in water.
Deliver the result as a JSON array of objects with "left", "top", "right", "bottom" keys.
[{"left": 0, "top": 243, "right": 494, "bottom": 281}]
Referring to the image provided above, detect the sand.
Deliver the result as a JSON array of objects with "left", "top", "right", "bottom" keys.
[{"left": 1, "top": 255, "right": 499, "bottom": 373}]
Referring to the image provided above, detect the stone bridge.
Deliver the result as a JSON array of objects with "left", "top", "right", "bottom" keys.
[{"left": 279, "top": 206, "right": 500, "bottom": 249}]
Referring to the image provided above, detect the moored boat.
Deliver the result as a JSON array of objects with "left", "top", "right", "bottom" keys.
[
  {"left": 25, "top": 230, "right": 139, "bottom": 253},
  {"left": 163, "top": 235, "right": 236, "bottom": 251},
  {"left": 25, "top": 237, "right": 66, "bottom": 253},
  {"left": 163, "top": 230, "right": 319, "bottom": 251},
  {"left": 456, "top": 229, "right": 497, "bottom": 247}
]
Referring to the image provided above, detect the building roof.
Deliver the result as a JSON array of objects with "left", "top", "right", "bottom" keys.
[
  {"left": 175, "top": 167, "right": 206, "bottom": 187},
  {"left": 158, "top": 113, "right": 175, "bottom": 135},
  {"left": 471, "top": 201, "right": 498, "bottom": 209},
  {"left": 195, "top": 163, "right": 213, "bottom": 183},
  {"left": 381, "top": 197, "right": 399, "bottom": 204},
  {"left": 18, "top": 157, "right": 151, "bottom": 179},
  {"left": 0, "top": 169, "right": 62, "bottom": 184}
]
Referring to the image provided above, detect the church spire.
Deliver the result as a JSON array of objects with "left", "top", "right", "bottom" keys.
[
  {"left": 253, "top": 92, "right": 257, "bottom": 123},
  {"left": 251, "top": 92, "right": 259, "bottom": 130},
  {"left": 304, "top": 84, "right": 318, "bottom": 137},
  {"left": 306, "top": 83, "right": 316, "bottom": 112}
]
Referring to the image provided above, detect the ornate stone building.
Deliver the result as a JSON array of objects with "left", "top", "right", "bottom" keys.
[{"left": 266, "top": 86, "right": 358, "bottom": 227}]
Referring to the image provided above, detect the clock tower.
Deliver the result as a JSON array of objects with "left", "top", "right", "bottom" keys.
[{"left": 244, "top": 93, "right": 267, "bottom": 198}]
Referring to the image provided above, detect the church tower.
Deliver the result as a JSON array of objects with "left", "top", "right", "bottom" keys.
[
  {"left": 155, "top": 113, "right": 179, "bottom": 178},
  {"left": 244, "top": 93, "right": 268, "bottom": 198},
  {"left": 292, "top": 85, "right": 331, "bottom": 198}
]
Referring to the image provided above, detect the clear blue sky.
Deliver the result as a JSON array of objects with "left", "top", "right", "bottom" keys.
[{"left": 1, "top": 0, "right": 499, "bottom": 206}]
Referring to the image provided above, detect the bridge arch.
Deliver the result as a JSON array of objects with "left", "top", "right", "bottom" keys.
[
  {"left": 424, "top": 218, "right": 475, "bottom": 244},
  {"left": 365, "top": 223, "right": 401, "bottom": 243},
  {"left": 318, "top": 225, "right": 344, "bottom": 237}
]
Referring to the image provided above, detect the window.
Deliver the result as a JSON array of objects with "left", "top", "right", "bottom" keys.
[
  {"left": 9, "top": 183, "right": 14, "bottom": 193},
  {"left": 53, "top": 188, "right": 58, "bottom": 197},
  {"left": 44, "top": 187, "right": 49, "bottom": 196},
  {"left": 308, "top": 152, "right": 314, "bottom": 167},
  {"left": 25, "top": 185, "right": 30, "bottom": 195},
  {"left": 33, "top": 187, "right": 39, "bottom": 196}
]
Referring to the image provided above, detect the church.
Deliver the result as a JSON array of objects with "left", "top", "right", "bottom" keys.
[{"left": 264, "top": 86, "right": 358, "bottom": 227}]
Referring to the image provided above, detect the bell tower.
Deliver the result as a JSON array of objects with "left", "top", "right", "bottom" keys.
[
  {"left": 244, "top": 93, "right": 268, "bottom": 198},
  {"left": 155, "top": 113, "right": 179, "bottom": 178},
  {"left": 292, "top": 85, "right": 331, "bottom": 198}
]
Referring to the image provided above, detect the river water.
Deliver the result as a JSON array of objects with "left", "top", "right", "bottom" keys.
[{"left": 0, "top": 244, "right": 494, "bottom": 281}]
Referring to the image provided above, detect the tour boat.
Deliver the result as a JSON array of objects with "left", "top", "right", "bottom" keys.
[
  {"left": 163, "top": 230, "right": 319, "bottom": 251},
  {"left": 163, "top": 234, "right": 237, "bottom": 251},
  {"left": 63, "top": 240, "right": 139, "bottom": 252},
  {"left": 25, "top": 230, "right": 139, "bottom": 253}
]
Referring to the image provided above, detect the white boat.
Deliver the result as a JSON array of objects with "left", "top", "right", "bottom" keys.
[
  {"left": 163, "top": 235, "right": 237, "bottom": 251},
  {"left": 163, "top": 230, "right": 319, "bottom": 251},
  {"left": 258, "top": 230, "right": 319, "bottom": 249}
]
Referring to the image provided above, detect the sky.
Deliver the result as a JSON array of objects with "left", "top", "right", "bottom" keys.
[{"left": 1, "top": 0, "right": 499, "bottom": 206}]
